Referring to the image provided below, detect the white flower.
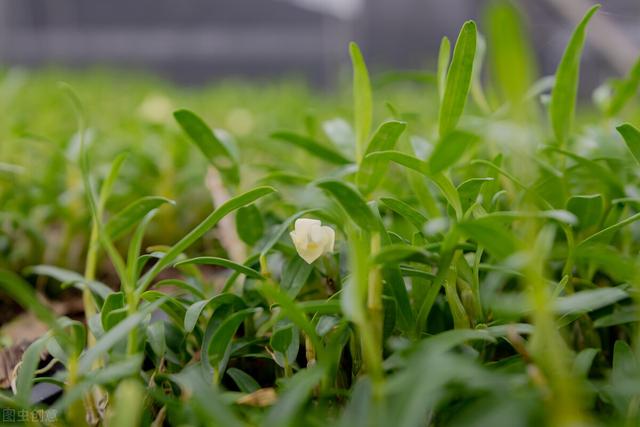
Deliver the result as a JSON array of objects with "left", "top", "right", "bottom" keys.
[{"left": 290, "top": 218, "right": 335, "bottom": 264}]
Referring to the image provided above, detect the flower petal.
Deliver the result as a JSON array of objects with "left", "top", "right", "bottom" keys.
[
  {"left": 294, "top": 218, "right": 321, "bottom": 238},
  {"left": 321, "top": 226, "right": 335, "bottom": 253}
]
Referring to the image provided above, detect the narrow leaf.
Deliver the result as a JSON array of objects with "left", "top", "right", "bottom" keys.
[
  {"left": 437, "top": 37, "right": 451, "bottom": 102},
  {"left": 357, "top": 121, "right": 407, "bottom": 194},
  {"left": 174, "top": 257, "right": 264, "bottom": 279},
  {"left": 270, "top": 131, "right": 352, "bottom": 165},
  {"left": 607, "top": 56, "right": 640, "bottom": 116},
  {"left": 617, "top": 123, "right": 640, "bottom": 166},
  {"left": 549, "top": 5, "right": 599, "bottom": 144},
  {"left": 174, "top": 109, "right": 240, "bottom": 185},
  {"left": 104, "top": 196, "right": 173, "bottom": 241},
  {"left": 316, "top": 179, "right": 377, "bottom": 230},
  {"left": 138, "top": 186, "right": 275, "bottom": 291},
  {"left": 439, "top": 21, "right": 477, "bottom": 136},
  {"left": 428, "top": 130, "right": 479, "bottom": 174},
  {"left": 350, "top": 42, "right": 373, "bottom": 161}
]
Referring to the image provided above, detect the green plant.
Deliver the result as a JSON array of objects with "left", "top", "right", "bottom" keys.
[{"left": 1, "top": 2, "right": 640, "bottom": 426}]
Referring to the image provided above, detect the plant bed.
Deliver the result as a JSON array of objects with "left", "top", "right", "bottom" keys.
[{"left": 1, "top": 2, "right": 640, "bottom": 426}]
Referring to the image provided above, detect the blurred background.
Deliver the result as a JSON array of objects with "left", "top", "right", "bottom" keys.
[{"left": 0, "top": 0, "right": 638, "bottom": 90}]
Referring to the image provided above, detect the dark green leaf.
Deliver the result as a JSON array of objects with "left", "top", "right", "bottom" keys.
[
  {"left": 207, "top": 308, "right": 257, "bottom": 371},
  {"left": 235, "top": 204, "right": 264, "bottom": 245},
  {"left": 184, "top": 293, "right": 246, "bottom": 333},
  {"left": 316, "top": 179, "right": 377, "bottom": 230},
  {"left": 104, "top": 196, "right": 173, "bottom": 241},
  {"left": 263, "top": 366, "right": 325, "bottom": 427},
  {"left": 566, "top": 194, "right": 603, "bottom": 229},
  {"left": 174, "top": 109, "right": 240, "bottom": 185},
  {"left": 227, "top": 368, "right": 260, "bottom": 393}
]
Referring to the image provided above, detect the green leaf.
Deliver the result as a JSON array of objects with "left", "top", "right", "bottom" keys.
[
  {"left": 428, "top": 130, "right": 479, "bottom": 174},
  {"left": 138, "top": 186, "right": 275, "bottom": 291},
  {"left": 457, "top": 177, "right": 493, "bottom": 212},
  {"left": 457, "top": 217, "right": 517, "bottom": 259},
  {"left": 235, "top": 204, "right": 264, "bottom": 245},
  {"left": 78, "top": 299, "right": 164, "bottom": 372},
  {"left": 270, "top": 131, "right": 352, "bottom": 165},
  {"left": 546, "top": 146, "right": 624, "bottom": 196},
  {"left": 421, "top": 328, "right": 495, "bottom": 354},
  {"left": 549, "top": 5, "right": 599, "bottom": 144},
  {"left": 613, "top": 340, "right": 639, "bottom": 383},
  {"left": 227, "top": 368, "right": 260, "bottom": 393},
  {"left": 263, "top": 366, "right": 325, "bottom": 427},
  {"left": 170, "top": 365, "right": 244, "bottom": 427},
  {"left": 153, "top": 279, "right": 205, "bottom": 299},
  {"left": 174, "top": 257, "right": 264, "bottom": 279},
  {"left": 350, "top": 42, "right": 373, "bottom": 161},
  {"left": 439, "top": 21, "right": 477, "bottom": 136},
  {"left": 0, "top": 269, "right": 57, "bottom": 328},
  {"left": 25, "top": 265, "right": 112, "bottom": 301},
  {"left": 98, "top": 152, "right": 129, "bottom": 210},
  {"left": 126, "top": 208, "right": 159, "bottom": 292},
  {"left": 54, "top": 356, "right": 143, "bottom": 412},
  {"left": 259, "top": 282, "right": 323, "bottom": 359},
  {"left": 372, "top": 244, "right": 436, "bottom": 266},
  {"left": 594, "top": 305, "right": 640, "bottom": 328},
  {"left": 108, "top": 379, "right": 145, "bottom": 427},
  {"left": 316, "top": 179, "right": 377, "bottom": 230},
  {"left": 364, "top": 150, "right": 429, "bottom": 175},
  {"left": 207, "top": 308, "right": 257, "bottom": 372},
  {"left": 566, "top": 194, "right": 603, "bottom": 229},
  {"left": 271, "top": 324, "right": 295, "bottom": 354},
  {"left": 617, "top": 123, "right": 640, "bottom": 166},
  {"left": 184, "top": 293, "right": 246, "bottom": 333},
  {"left": 432, "top": 173, "right": 463, "bottom": 220},
  {"left": 554, "top": 287, "right": 629, "bottom": 315},
  {"left": 55, "top": 318, "right": 87, "bottom": 359},
  {"left": 281, "top": 256, "right": 314, "bottom": 298},
  {"left": 573, "top": 348, "right": 599, "bottom": 378},
  {"left": 15, "top": 336, "right": 48, "bottom": 407},
  {"left": 357, "top": 121, "right": 407, "bottom": 194},
  {"left": 364, "top": 151, "right": 462, "bottom": 217},
  {"left": 485, "top": 0, "right": 537, "bottom": 104},
  {"left": 578, "top": 212, "right": 640, "bottom": 248},
  {"left": 140, "top": 291, "right": 188, "bottom": 326},
  {"left": 607, "top": 56, "right": 640, "bottom": 116},
  {"left": 174, "top": 109, "right": 240, "bottom": 185},
  {"left": 380, "top": 197, "right": 428, "bottom": 231},
  {"left": 437, "top": 37, "right": 451, "bottom": 102},
  {"left": 297, "top": 300, "right": 342, "bottom": 315},
  {"left": 104, "top": 196, "right": 173, "bottom": 241},
  {"left": 101, "top": 292, "right": 126, "bottom": 331}
]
